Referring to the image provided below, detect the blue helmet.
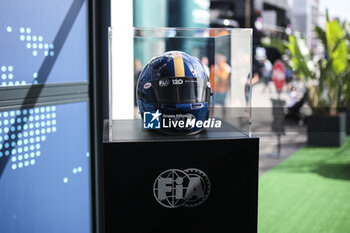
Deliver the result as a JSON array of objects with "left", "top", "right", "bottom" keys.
[{"left": 137, "top": 51, "right": 211, "bottom": 134}]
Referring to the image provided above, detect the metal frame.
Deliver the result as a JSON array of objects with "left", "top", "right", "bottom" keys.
[
  {"left": 89, "top": 0, "right": 110, "bottom": 232},
  {"left": 0, "top": 0, "right": 108, "bottom": 232}
]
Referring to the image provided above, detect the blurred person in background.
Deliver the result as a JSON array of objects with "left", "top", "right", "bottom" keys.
[
  {"left": 201, "top": 56, "right": 210, "bottom": 77},
  {"left": 214, "top": 54, "right": 231, "bottom": 107},
  {"left": 261, "top": 57, "right": 272, "bottom": 93}
]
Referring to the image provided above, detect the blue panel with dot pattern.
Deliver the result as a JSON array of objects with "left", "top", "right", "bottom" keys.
[
  {"left": 0, "top": 101, "right": 91, "bottom": 233},
  {"left": 0, "top": 0, "right": 87, "bottom": 86}
]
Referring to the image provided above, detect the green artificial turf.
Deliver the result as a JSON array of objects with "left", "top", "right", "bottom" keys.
[{"left": 258, "top": 137, "right": 350, "bottom": 233}]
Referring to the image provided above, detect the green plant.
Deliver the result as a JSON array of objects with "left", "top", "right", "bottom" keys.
[
  {"left": 339, "top": 21, "right": 350, "bottom": 108},
  {"left": 262, "top": 10, "right": 349, "bottom": 115}
]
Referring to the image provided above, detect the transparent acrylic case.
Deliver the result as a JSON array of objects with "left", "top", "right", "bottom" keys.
[{"left": 107, "top": 27, "right": 253, "bottom": 141}]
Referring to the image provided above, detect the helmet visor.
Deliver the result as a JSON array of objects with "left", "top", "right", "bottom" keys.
[{"left": 150, "top": 77, "right": 210, "bottom": 104}]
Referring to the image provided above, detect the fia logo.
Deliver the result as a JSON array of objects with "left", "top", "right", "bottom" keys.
[
  {"left": 158, "top": 79, "right": 170, "bottom": 87},
  {"left": 143, "top": 110, "right": 162, "bottom": 129},
  {"left": 153, "top": 168, "right": 211, "bottom": 208}
]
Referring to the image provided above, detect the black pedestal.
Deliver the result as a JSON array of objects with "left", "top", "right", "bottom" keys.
[
  {"left": 102, "top": 119, "right": 259, "bottom": 233},
  {"left": 307, "top": 113, "right": 346, "bottom": 147}
]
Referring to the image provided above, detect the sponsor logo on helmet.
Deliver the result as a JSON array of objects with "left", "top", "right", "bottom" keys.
[
  {"left": 153, "top": 168, "right": 211, "bottom": 208},
  {"left": 158, "top": 79, "right": 170, "bottom": 87},
  {"left": 143, "top": 82, "right": 152, "bottom": 89},
  {"left": 172, "top": 79, "right": 183, "bottom": 85}
]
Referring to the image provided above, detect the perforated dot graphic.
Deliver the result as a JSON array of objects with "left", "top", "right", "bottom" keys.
[
  {"left": 0, "top": 106, "right": 57, "bottom": 170},
  {"left": 0, "top": 66, "right": 26, "bottom": 87},
  {"left": 15, "top": 26, "right": 55, "bottom": 58},
  {"left": 62, "top": 154, "right": 89, "bottom": 184},
  {"left": 2, "top": 25, "right": 56, "bottom": 87}
]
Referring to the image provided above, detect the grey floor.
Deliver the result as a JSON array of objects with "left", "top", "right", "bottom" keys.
[
  {"left": 214, "top": 81, "right": 308, "bottom": 176},
  {"left": 256, "top": 130, "right": 306, "bottom": 176},
  {"left": 251, "top": 82, "right": 307, "bottom": 176}
]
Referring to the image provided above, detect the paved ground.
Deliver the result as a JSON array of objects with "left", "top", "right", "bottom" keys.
[
  {"left": 255, "top": 130, "right": 307, "bottom": 176},
  {"left": 214, "top": 81, "right": 308, "bottom": 175},
  {"left": 250, "top": 82, "right": 307, "bottom": 176}
]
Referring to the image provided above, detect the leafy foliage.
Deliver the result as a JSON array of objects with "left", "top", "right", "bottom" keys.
[{"left": 263, "top": 10, "right": 349, "bottom": 115}]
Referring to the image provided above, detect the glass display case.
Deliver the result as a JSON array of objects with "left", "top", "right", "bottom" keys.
[{"left": 107, "top": 27, "right": 253, "bottom": 141}]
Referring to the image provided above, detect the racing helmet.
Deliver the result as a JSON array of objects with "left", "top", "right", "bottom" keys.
[{"left": 137, "top": 51, "right": 211, "bottom": 135}]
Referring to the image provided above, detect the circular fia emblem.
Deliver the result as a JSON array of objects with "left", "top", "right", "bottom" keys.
[{"left": 153, "top": 168, "right": 211, "bottom": 208}]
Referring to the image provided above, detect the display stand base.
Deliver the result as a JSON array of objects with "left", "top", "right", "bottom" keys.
[{"left": 102, "top": 119, "right": 259, "bottom": 233}]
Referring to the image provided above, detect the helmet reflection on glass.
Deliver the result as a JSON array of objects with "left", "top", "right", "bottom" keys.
[{"left": 137, "top": 51, "right": 212, "bottom": 135}]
